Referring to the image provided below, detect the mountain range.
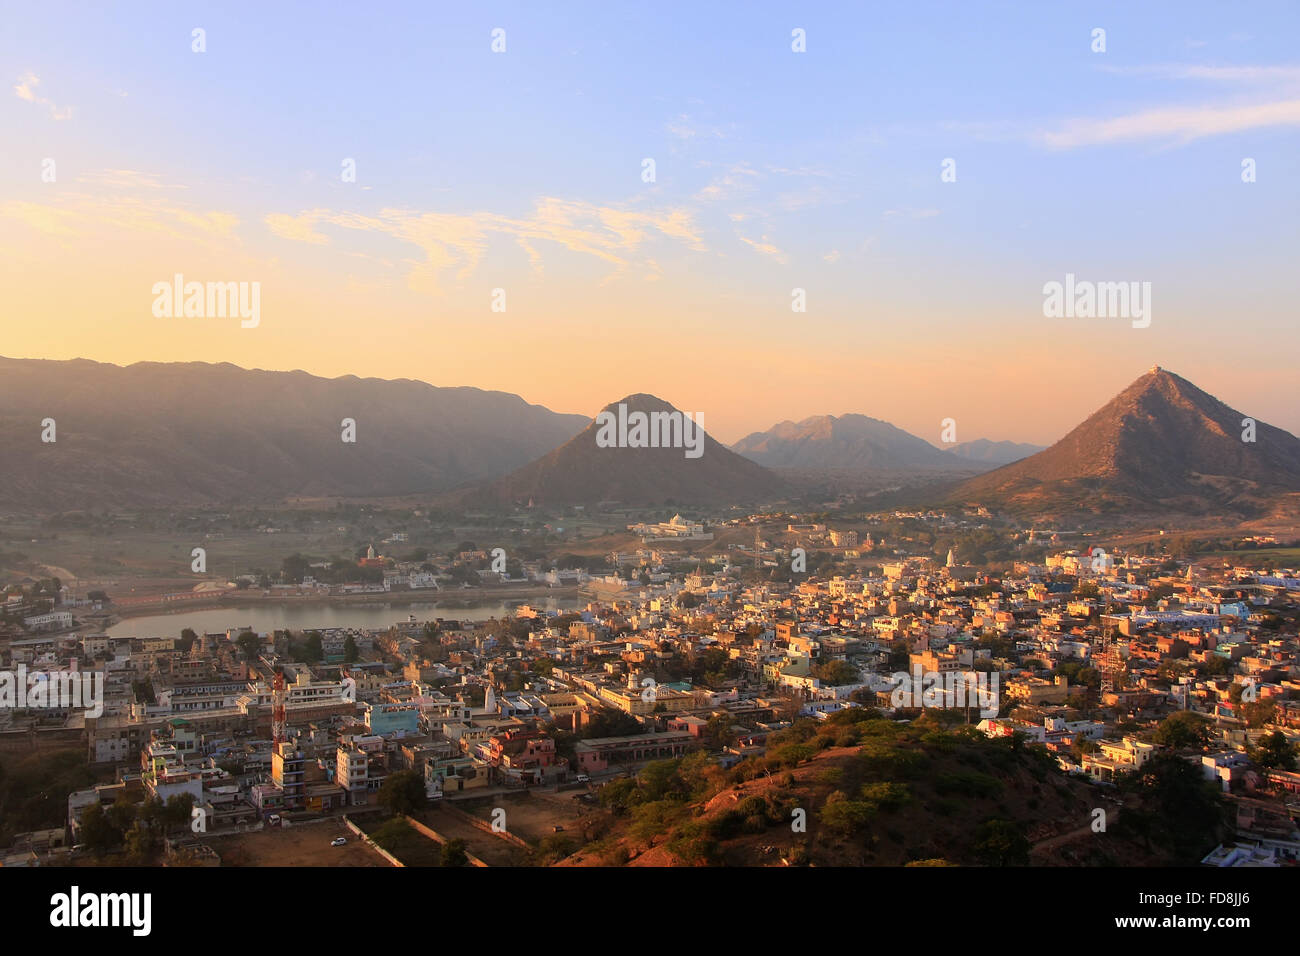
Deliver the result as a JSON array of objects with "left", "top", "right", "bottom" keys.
[
  {"left": 3, "top": 357, "right": 1296, "bottom": 517},
  {"left": 0, "top": 356, "right": 589, "bottom": 510},
  {"left": 730, "top": 415, "right": 1045, "bottom": 472}
]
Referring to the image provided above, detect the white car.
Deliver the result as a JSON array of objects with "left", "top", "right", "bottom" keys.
[{"left": 331, "top": 837, "right": 347, "bottom": 847}]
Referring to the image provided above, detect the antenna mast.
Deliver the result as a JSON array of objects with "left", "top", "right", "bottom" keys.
[{"left": 271, "top": 668, "right": 287, "bottom": 746}]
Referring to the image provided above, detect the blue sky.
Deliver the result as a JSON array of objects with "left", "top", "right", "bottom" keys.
[{"left": 2, "top": 1, "right": 1298, "bottom": 443}]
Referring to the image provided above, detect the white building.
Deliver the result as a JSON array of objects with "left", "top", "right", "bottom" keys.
[{"left": 23, "top": 611, "right": 73, "bottom": 632}]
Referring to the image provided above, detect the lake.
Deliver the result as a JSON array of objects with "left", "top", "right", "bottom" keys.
[{"left": 105, "top": 596, "right": 581, "bottom": 638}]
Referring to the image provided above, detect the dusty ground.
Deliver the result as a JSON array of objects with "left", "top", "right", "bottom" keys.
[
  {"left": 415, "top": 805, "right": 527, "bottom": 866},
  {"left": 464, "top": 789, "right": 603, "bottom": 843},
  {"left": 202, "top": 818, "right": 389, "bottom": 867}
]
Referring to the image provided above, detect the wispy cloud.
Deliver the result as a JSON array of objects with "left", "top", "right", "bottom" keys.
[
  {"left": 77, "top": 169, "right": 188, "bottom": 191},
  {"left": 2, "top": 195, "right": 238, "bottom": 242},
  {"left": 737, "top": 234, "right": 788, "bottom": 264},
  {"left": 665, "top": 115, "right": 698, "bottom": 140},
  {"left": 1095, "top": 63, "right": 1300, "bottom": 83},
  {"left": 13, "top": 72, "right": 73, "bottom": 120},
  {"left": 1040, "top": 61, "right": 1300, "bottom": 148},
  {"left": 694, "top": 163, "right": 761, "bottom": 202},
  {"left": 266, "top": 198, "right": 705, "bottom": 291},
  {"left": 882, "top": 208, "right": 940, "bottom": 219},
  {"left": 1039, "top": 98, "right": 1300, "bottom": 148},
  {"left": 0, "top": 170, "right": 236, "bottom": 244},
  {"left": 665, "top": 113, "right": 727, "bottom": 141}
]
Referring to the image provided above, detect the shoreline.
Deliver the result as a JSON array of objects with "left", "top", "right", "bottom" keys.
[{"left": 99, "top": 585, "right": 581, "bottom": 623}]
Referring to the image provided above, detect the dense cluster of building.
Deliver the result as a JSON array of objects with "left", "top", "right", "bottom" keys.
[{"left": 2, "top": 512, "right": 1299, "bottom": 867}]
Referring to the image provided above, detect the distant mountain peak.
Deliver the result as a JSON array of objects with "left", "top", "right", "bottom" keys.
[
  {"left": 465, "top": 395, "right": 786, "bottom": 508},
  {"left": 949, "top": 367, "right": 1300, "bottom": 516},
  {"left": 732, "top": 412, "right": 969, "bottom": 472},
  {"left": 945, "top": 439, "right": 1046, "bottom": 465},
  {"left": 602, "top": 392, "right": 677, "bottom": 412}
]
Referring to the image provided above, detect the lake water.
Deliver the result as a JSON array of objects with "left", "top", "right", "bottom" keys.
[{"left": 105, "top": 596, "right": 581, "bottom": 638}]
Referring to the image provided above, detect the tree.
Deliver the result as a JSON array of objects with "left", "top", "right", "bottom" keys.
[
  {"left": 1070, "top": 737, "right": 1099, "bottom": 764},
  {"left": 446, "top": 563, "right": 481, "bottom": 586},
  {"left": 638, "top": 760, "right": 688, "bottom": 803},
  {"left": 1152, "top": 712, "right": 1210, "bottom": 750},
  {"left": 705, "top": 714, "right": 735, "bottom": 750},
  {"left": 79, "top": 803, "right": 121, "bottom": 855},
  {"left": 1198, "top": 655, "right": 1232, "bottom": 677},
  {"left": 597, "top": 778, "right": 642, "bottom": 813},
  {"left": 811, "top": 659, "right": 860, "bottom": 686},
  {"left": 125, "top": 821, "right": 159, "bottom": 861},
  {"left": 629, "top": 800, "right": 688, "bottom": 849},
  {"left": 1250, "top": 731, "right": 1297, "bottom": 771},
  {"left": 972, "top": 818, "right": 1029, "bottom": 866},
  {"left": 280, "top": 553, "right": 312, "bottom": 583},
  {"left": 440, "top": 838, "right": 468, "bottom": 867},
  {"left": 370, "top": 817, "right": 421, "bottom": 860},
  {"left": 580, "top": 707, "right": 644, "bottom": 740},
  {"left": 676, "top": 750, "right": 724, "bottom": 800},
  {"left": 303, "top": 631, "right": 323, "bottom": 663},
  {"left": 343, "top": 635, "right": 359, "bottom": 663},
  {"left": 379, "top": 770, "right": 428, "bottom": 816},
  {"left": 107, "top": 795, "right": 138, "bottom": 834},
  {"left": 1119, "top": 753, "right": 1226, "bottom": 863},
  {"left": 820, "top": 791, "right": 875, "bottom": 835},
  {"left": 163, "top": 793, "right": 195, "bottom": 831},
  {"left": 690, "top": 647, "right": 734, "bottom": 685},
  {"left": 236, "top": 630, "right": 261, "bottom": 662},
  {"left": 1240, "top": 699, "right": 1277, "bottom": 729}
]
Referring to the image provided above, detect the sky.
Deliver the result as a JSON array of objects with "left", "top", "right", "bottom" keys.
[{"left": 2, "top": 1, "right": 1298, "bottom": 445}]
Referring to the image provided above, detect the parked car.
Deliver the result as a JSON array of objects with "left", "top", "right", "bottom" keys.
[
  {"left": 575, "top": 773, "right": 590, "bottom": 783},
  {"left": 330, "top": 837, "right": 347, "bottom": 847}
]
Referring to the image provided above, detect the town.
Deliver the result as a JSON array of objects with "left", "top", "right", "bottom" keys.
[{"left": 2, "top": 506, "right": 1297, "bottom": 869}]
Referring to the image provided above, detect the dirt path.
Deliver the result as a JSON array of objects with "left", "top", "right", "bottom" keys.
[{"left": 1031, "top": 808, "right": 1118, "bottom": 853}]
